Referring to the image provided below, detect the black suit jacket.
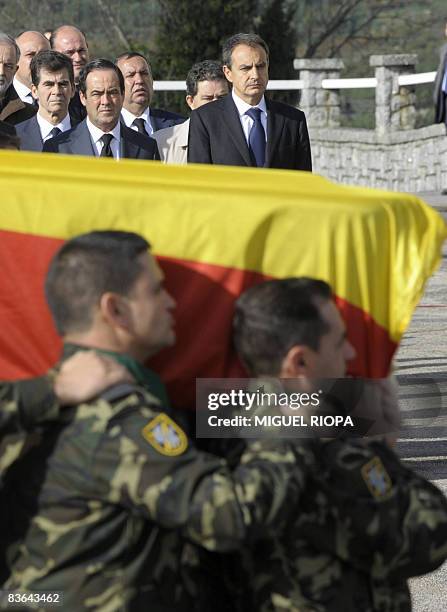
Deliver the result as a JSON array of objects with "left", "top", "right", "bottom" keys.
[
  {"left": 42, "top": 119, "right": 160, "bottom": 159},
  {"left": 150, "top": 107, "right": 185, "bottom": 132},
  {"left": 0, "top": 85, "right": 36, "bottom": 126},
  {"left": 188, "top": 94, "right": 312, "bottom": 171}
]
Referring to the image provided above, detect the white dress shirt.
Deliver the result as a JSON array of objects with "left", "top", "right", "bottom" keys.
[
  {"left": 13, "top": 77, "right": 34, "bottom": 105},
  {"left": 86, "top": 118, "right": 121, "bottom": 159},
  {"left": 121, "top": 107, "right": 153, "bottom": 137},
  {"left": 231, "top": 90, "right": 268, "bottom": 144},
  {"left": 36, "top": 113, "right": 72, "bottom": 142}
]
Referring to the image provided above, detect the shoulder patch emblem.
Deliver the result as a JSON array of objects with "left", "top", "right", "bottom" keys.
[
  {"left": 361, "top": 456, "right": 392, "bottom": 499},
  {"left": 141, "top": 413, "right": 188, "bottom": 456}
]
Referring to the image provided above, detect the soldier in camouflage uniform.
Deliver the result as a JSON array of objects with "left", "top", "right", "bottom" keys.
[
  {"left": 0, "top": 352, "right": 135, "bottom": 587},
  {"left": 2, "top": 231, "right": 308, "bottom": 611},
  {"left": 230, "top": 277, "right": 447, "bottom": 612}
]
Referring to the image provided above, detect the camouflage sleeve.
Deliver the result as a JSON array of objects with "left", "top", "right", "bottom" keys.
[
  {"left": 91, "top": 406, "right": 306, "bottom": 552},
  {"left": 285, "top": 439, "right": 447, "bottom": 582},
  {"left": 369, "top": 442, "right": 447, "bottom": 580},
  {"left": 0, "top": 376, "right": 59, "bottom": 437}
]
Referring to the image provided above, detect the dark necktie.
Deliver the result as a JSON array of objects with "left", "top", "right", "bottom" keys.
[
  {"left": 246, "top": 107, "right": 266, "bottom": 167},
  {"left": 100, "top": 133, "right": 114, "bottom": 158},
  {"left": 48, "top": 127, "right": 61, "bottom": 139},
  {"left": 133, "top": 118, "right": 148, "bottom": 136}
]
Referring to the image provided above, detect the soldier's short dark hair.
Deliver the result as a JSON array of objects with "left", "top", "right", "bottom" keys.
[
  {"left": 186, "top": 60, "right": 226, "bottom": 97},
  {"left": 30, "top": 50, "right": 74, "bottom": 87},
  {"left": 0, "top": 131, "right": 20, "bottom": 149},
  {"left": 45, "top": 231, "right": 151, "bottom": 335},
  {"left": 233, "top": 278, "right": 332, "bottom": 376},
  {"left": 222, "top": 33, "right": 269, "bottom": 68},
  {"left": 0, "top": 120, "right": 19, "bottom": 148},
  {"left": 78, "top": 59, "right": 125, "bottom": 95}
]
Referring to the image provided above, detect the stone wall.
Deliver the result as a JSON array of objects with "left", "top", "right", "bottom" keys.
[
  {"left": 310, "top": 123, "right": 447, "bottom": 192},
  {"left": 295, "top": 54, "right": 447, "bottom": 192}
]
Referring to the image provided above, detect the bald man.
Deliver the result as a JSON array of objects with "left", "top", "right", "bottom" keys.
[
  {"left": 50, "top": 25, "right": 89, "bottom": 121},
  {"left": 14, "top": 31, "right": 50, "bottom": 106}
]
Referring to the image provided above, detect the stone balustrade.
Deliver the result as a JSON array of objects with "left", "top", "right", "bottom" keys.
[{"left": 293, "top": 54, "right": 446, "bottom": 191}]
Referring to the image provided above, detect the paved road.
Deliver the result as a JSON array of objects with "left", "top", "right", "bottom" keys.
[
  {"left": 395, "top": 194, "right": 447, "bottom": 610},
  {"left": 394, "top": 195, "right": 447, "bottom": 479}
]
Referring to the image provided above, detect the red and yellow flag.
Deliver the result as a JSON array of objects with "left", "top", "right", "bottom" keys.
[{"left": 1, "top": 151, "right": 445, "bottom": 408}]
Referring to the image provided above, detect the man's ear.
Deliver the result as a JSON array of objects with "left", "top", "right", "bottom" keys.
[
  {"left": 79, "top": 89, "right": 87, "bottom": 107},
  {"left": 31, "top": 84, "right": 38, "bottom": 102},
  {"left": 280, "top": 345, "right": 312, "bottom": 378},
  {"left": 185, "top": 94, "right": 195, "bottom": 110},
  {"left": 99, "top": 293, "right": 131, "bottom": 330},
  {"left": 222, "top": 65, "right": 233, "bottom": 84}
]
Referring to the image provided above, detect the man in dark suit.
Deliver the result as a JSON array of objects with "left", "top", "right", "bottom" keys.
[
  {"left": 43, "top": 59, "right": 159, "bottom": 160},
  {"left": 0, "top": 32, "right": 36, "bottom": 125},
  {"left": 188, "top": 33, "right": 312, "bottom": 171},
  {"left": 115, "top": 52, "right": 184, "bottom": 135},
  {"left": 50, "top": 25, "right": 89, "bottom": 122},
  {"left": 16, "top": 50, "right": 76, "bottom": 152},
  {"left": 434, "top": 20, "right": 447, "bottom": 125}
]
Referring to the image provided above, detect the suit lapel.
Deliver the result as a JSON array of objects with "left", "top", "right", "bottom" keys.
[
  {"left": 120, "top": 126, "right": 139, "bottom": 159},
  {"left": 28, "top": 116, "right": 43, "bottom": 150},
  {"left": 221, "top": 96, "right": 253, "bottom": 166},
  {"left": 266, "top": 99, "right": 285, "bottom": 167},
  {"left": 71, "top": 120, "right": 96, "bottom": 155},
  {"left": 150, "top": 113, "right": 162, "bottom": 132}
]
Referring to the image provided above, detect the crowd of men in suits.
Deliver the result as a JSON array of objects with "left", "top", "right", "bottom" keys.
[{"left": 0, "top": 27, "right": 312, "bottom": 171}]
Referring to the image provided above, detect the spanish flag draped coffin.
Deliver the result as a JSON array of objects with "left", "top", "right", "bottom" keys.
[{"left": 0, "top": 151, "right": 445, "bottom": 408}]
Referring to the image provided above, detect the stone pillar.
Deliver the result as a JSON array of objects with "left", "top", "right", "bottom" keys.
[
  {"left": 370, "top": 54, "right": 418, "bottom": 134},
  {"left": 293, "top": 58, "right": 344, "bottom": 128}
]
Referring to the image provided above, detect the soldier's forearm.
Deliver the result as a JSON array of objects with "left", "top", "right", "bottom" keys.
[{"left": 185, "top": 440, "right": 305, "bottom": 552}]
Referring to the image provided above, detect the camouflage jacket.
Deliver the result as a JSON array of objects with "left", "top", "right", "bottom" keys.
[
  {"left": 240, "top": 438, "right": 447, "bottom": 612},
  {"left": 2, "top": 383, "right": 306, "bottom": 611}
]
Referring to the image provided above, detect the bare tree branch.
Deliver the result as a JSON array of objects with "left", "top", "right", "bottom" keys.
[
  {"left": 327, "top": 4, "right": 391, "bottom": 57},
  {"left": 304, "top": 0, "right": 365, "bottom": 57},
  {"left": 93, "top": 0, "right": 131, "bottom": 48}
]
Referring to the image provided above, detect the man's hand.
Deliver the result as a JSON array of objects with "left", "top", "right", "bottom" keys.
[
  {"left": 54, "top": 352, "right": 134, "bottom": 405},
  {"left": 358, "top": 376, "right": 400, "bottom": 447}
]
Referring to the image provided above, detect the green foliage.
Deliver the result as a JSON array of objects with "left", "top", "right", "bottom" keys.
[
  {"left": 257, "top": 0, "right": 298, "bottom": 104},
  {"left": 153, "top": 0, "right": 258, "bottom": 78},
  {"left": 152, "top": 0, "right": 258, "bottom": 113}
]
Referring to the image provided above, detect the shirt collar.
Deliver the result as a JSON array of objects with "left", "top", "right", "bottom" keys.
[
  {"left": 86, "top": 116, "right": 121, "bottom": 144},
  {"left": 121, "top": 106, "right": 150, "bottom": 125},
  {"left": 232, "top": 90, "right": 267, "bottom": 117},
  {"left": 36, "top": 112, "right": 71, "bottom": 140},
  {"left": 13, "top": 77, "right": 32, "bottom": 102}
]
